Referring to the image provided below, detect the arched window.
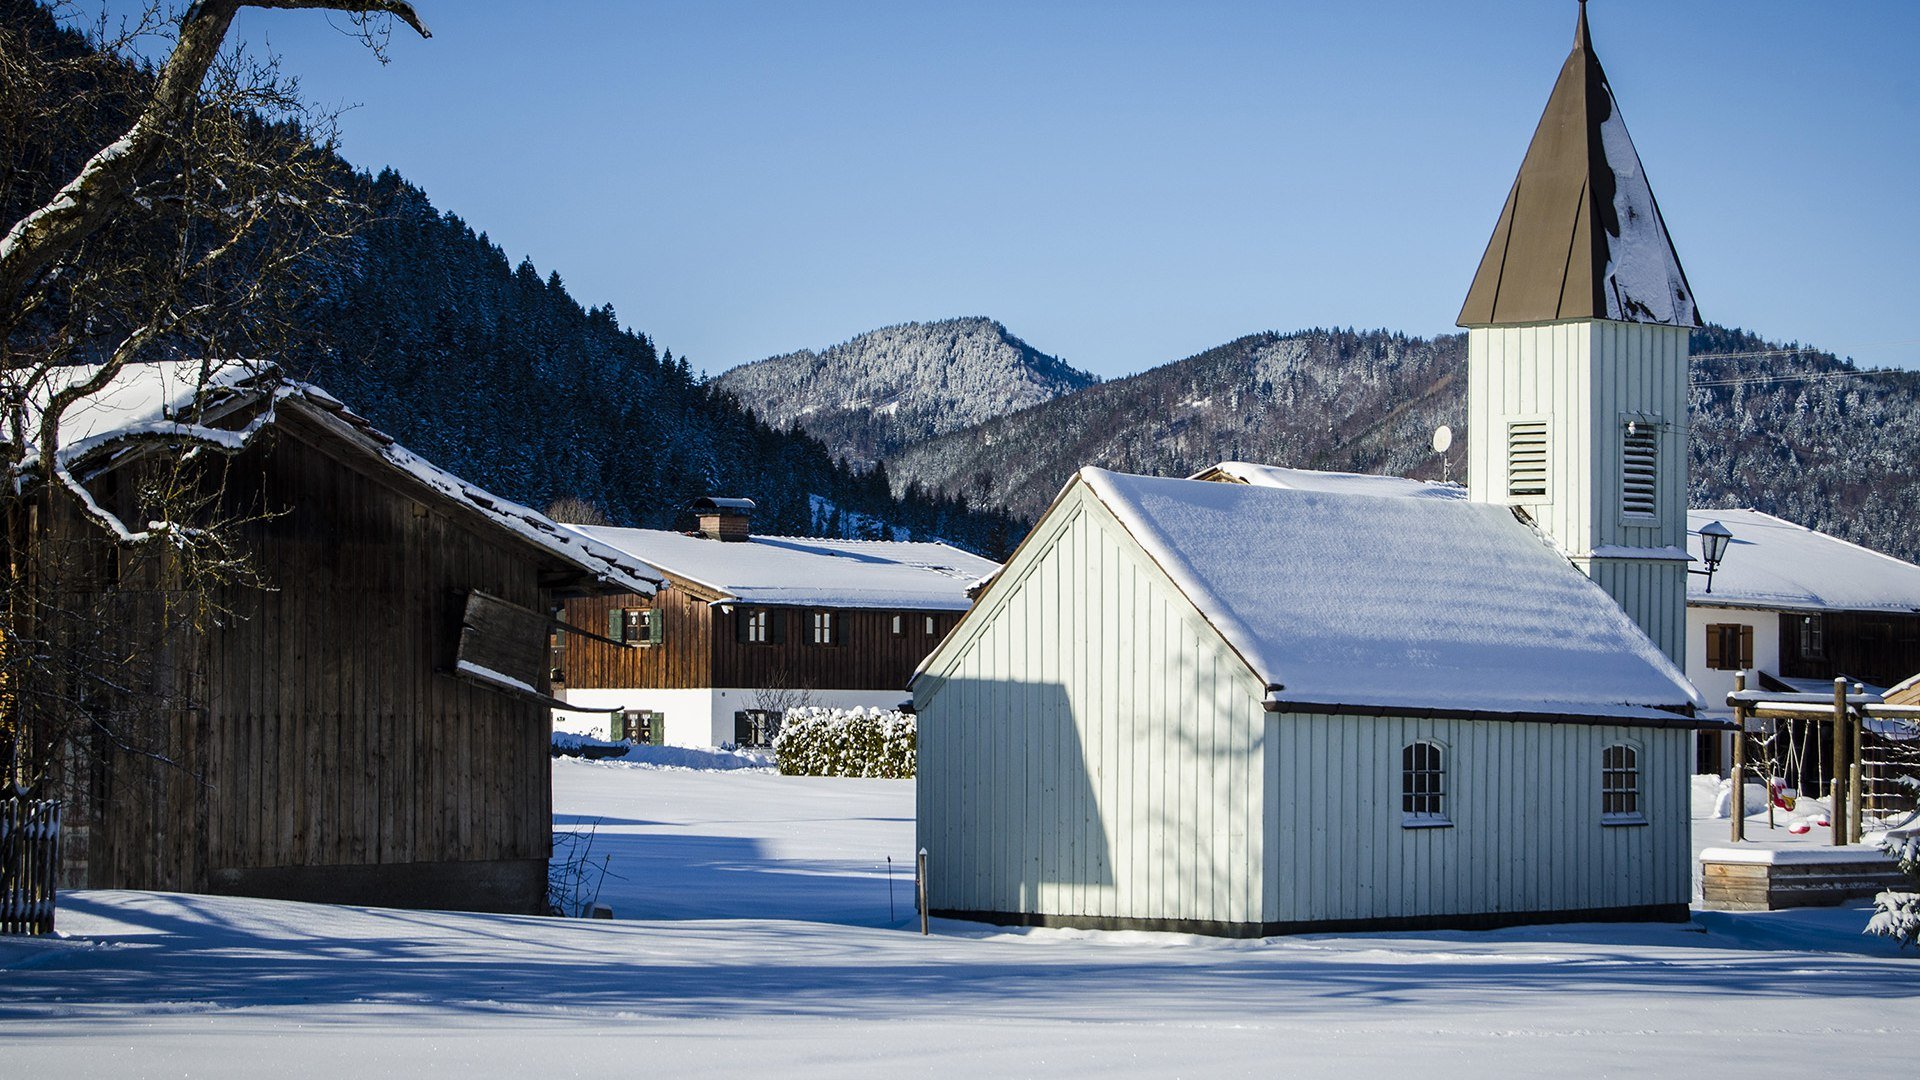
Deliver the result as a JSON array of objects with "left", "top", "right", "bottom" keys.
[
  {"left": 1402, "top": 741, "right": 1449, "bottom": 827},
  {"left": 1602, "top": 744, "right": 1644, "bottom": 824}
]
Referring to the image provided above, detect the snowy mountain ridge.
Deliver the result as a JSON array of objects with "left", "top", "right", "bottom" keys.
[
  {"left": 712, "top": 317, "right": 1098, "bottom": 468},
  {"left": 865, "top": 323, "right": 1920, "bottom": 564}
]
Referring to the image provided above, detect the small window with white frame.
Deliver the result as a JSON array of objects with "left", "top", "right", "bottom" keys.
[
  {"left": 891, "top": 614, "right": 905, "bottom": 637},
  {"left": 923, "top": 614, "right": 938, "bottom": 637},
  {"left": 810, "top": 610, "right": 836, "bottom": 646},
  {"left": 1401, "top": 740, "right": 1450, "bottom": 827},
  {"left": 1601, "top": 744, "right": 1644, "bottom": 824}
]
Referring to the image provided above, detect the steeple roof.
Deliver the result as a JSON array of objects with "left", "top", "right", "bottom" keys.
[{"left": 1458, "top": 2, "right": 1700, "bottom": 328}]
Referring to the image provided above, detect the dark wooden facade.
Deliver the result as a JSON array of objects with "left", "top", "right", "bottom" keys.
[
  {"left": 1778, "top": 610, "right": 1920, "bottom": 689},
  {"left": 55, "top": 402, "right": 598, "bottom": 914},
  {"left": 559, "top": 580, "right": 958, "bottom": 696}
]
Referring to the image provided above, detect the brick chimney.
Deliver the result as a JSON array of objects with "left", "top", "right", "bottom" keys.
[{"left": 692, "top": 496, "right": 755, "bottom": 542}]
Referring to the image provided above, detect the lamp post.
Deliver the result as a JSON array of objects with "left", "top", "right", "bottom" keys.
[{"left": 1690, "top": 520, "right": 1732, "bottom": 593}]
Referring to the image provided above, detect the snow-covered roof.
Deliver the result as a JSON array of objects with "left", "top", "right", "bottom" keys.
[
  {"left": 1081, "top": 468, "right": 1699, "bottom": 721},
  {"left": 1457, "top": 3, "right": 1698, "bottom": 328},
  {"left": 1688, "top": 509, "right": 1920, "bottom": 615},
  {"left": 19, "top": 360, "right": 662, "bottom": 597},
  {"left": 566, "top": 526, "right": 1001, "bottom": 610},
  {"left": 1199, "top": 461, "right": 1467, "bottom": 501}
]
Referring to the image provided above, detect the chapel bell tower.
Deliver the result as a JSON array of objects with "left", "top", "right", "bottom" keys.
[{"left": 1459, "top": 1, "right": 1699, "bottom": 665}]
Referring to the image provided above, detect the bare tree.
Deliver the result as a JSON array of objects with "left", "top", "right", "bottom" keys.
[{"left": 1, "top": 1, "right": 428, "bottom": 795}]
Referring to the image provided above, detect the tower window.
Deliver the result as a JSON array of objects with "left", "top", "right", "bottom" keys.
[
  {"left": 1621, "top": 422, "right": 1658, "bottom": 517},
  {"left": 1506, "top": 421, "right": 1548, "bottom": 499}
]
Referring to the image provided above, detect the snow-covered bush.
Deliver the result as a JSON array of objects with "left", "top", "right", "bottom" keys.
[
  {"left": 1867, "top": 777, "right": 1920, "bottom": 948},
  {"left": 772, "top": 706, "right": 915, "bottom": 778}
]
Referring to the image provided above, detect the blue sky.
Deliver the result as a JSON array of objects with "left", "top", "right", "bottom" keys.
[{"left": 157, "top": 1, "right": 1919, "bottom": 377}]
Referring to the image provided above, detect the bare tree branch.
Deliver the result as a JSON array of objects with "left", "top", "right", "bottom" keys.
[{"left": 0, "top": 0, "right": 428, "bottom": 310}]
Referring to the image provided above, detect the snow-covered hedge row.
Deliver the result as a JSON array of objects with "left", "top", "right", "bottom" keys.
[{"left": 772, "top": 706, "right": 915, "bottom": 778}]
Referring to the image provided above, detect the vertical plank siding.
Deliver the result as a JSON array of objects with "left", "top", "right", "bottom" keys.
[
  {"left": 918, "top": 483, "right": 1691, "bottom": 935},
  {"left": 1264, "top": 716, "right": 1690, "bottom": 925},
  {"left": 560, "top": 588, "right": 956, "bottom": 695},
  {"left": 67, "top": 412, "right": 558, "bottom": 912},
  {"left": 917, "top": 487, "right": 1267, "bottom": 928},
  {"left": 1468, "top": 321, "right": 1691, "bottom": 667}
]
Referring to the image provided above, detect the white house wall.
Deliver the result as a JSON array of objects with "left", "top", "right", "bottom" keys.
[
  {"left": 1264, "top": 714, "right": 1692, "bottom": 925},
  {"left": 556, "top": 687, "right": 910, "bottom": 746},
  {"left": 915, "top": 485, "right": 1268, "bottom": 929}
]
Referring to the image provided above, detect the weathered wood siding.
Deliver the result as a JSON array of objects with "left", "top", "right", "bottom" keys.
[
  {"left": 560, "top": 584, "right": 718, "bottom": 691},
  {"left": 1780, "top": 610, "right": 1920, "bottom": 689},
  {"left": 561, "top": 586, "right": 956, "bottom": 693},
  {"left": 74, "top": 412, "right": 558, "bottom": 912},
  {"left": 1263, "top": 716, "right": 1691, "bottom": 924},
  {"left": 916, "top": 485, "right": 1267, "bottom": 927}
]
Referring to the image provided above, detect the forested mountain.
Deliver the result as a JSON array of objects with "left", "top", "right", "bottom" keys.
[
  {"left": 882, "top": 325, "right": 1920, "bottom": 562},
  {"left": 887, "top": 329, "right": 1464, "bottom": 520},
  {"left": 713, "top": 318, "right": 1097, "bottom": 468},
  {"left": 7, "top": 1, "right": 1020, "bottom": 557},
  {"left": 289, "top": 174, "right": 1022, "bottom": 552}
]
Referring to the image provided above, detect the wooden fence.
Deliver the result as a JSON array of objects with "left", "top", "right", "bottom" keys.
[{"left": 1, "top": 796, "right": 61, "bottom": 935}]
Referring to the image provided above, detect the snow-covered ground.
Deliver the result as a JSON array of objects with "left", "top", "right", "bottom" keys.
[{"left": 5, "top": 760, "right": 1915, "bottom": 1078}]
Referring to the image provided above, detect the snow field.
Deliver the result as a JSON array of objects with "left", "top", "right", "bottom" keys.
[{"left": 2, "top": 760, "right": 1914, "bottom": 1079}]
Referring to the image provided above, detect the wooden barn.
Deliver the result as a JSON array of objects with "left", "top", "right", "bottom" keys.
[
  {"left": 553, "top": 499, "right": 998, "bottom": 747},
  {"left": 22, "top": 361, "right": 660, "bottom": 913},
  {"left": 913, "top": 3, "right": 1733, "bottom": 935}
]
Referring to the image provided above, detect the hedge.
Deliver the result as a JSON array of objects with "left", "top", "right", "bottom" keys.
[{"left": 772, "top": 706, "right": 915, "bottom": 778}]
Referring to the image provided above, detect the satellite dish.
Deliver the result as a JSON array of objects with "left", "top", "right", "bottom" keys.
[{"left": 1431, "top": 425, "right": 1453, "bottom": 453}]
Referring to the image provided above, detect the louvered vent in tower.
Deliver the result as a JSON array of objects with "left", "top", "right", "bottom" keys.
[
  {"left": 1506, "top": 421, "right": 1548, "bottom": 499},
  {"left": 1622, "top": 423, "right": 1658, "bottom": 517}
]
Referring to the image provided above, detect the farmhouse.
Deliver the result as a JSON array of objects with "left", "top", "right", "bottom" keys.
[
  {"left": 552, "top": 499, "right": 998, "bottom": 748},
  {"left": 913, "top": 1, "right": 1730, "bottom": 934},
  {"left": 22, "top": 361, "right": 660, "bottom": 914}
]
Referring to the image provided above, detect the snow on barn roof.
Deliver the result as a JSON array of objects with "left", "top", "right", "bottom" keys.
[
  {"left": 1081, "top": 468, "right": 1699, "bottom": 721},
  {"left": 19, "top": 360, "right": 662, "bottom": 597},
  {"left": 566, "top": 526, "right": 1001, "bottom": 611},
  {"left": 1198, "top": 461, "right": 1467, "bottom": 501},
  {"left": 1688, "top": 509, "right": 1920, "bottom": 614}
]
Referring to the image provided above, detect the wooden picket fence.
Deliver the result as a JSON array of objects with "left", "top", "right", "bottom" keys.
[{"left": 1, "top": 796, "right": 61, "bottom": 935}]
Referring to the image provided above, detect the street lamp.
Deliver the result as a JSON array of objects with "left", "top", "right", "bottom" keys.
[{"left": 1690, "top": 520, "right": 1732, "bottom": 593}]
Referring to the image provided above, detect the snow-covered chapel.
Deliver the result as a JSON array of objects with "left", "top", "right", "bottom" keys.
[{"left": 910, "top": 2, "right": 1727, "bottom": 935}]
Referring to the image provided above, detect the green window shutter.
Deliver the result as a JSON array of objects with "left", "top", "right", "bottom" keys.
[
  {"left": 607, "top": 608, "right": 625, "bottom": 643},
  {"left": 736, "top": 610, "right": 751, "bottom": 644},
  {"left": 770, "top": 610, "right": 787, "bottom": 644},
  {"left": 649, "top": 608, "right": 664, "bottom": 644},
  {"left": 649, "top": 712, "right": 666, "bottom": 746}
]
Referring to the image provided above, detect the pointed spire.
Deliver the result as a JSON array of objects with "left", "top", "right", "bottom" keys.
[{"left": 1457, "top": 2, "right": 1700, "bottom": 328}]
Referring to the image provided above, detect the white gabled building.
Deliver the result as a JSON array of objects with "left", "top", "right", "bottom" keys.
[
  {"left": 914, "top": 2, "right": 1729, "bottom": 935},
  {"left": 1684, "top": 508, "right": 1920, "bottom": 776},
  {"left": 913, "top": 470, "right": 1702, "bottom": 934}
]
